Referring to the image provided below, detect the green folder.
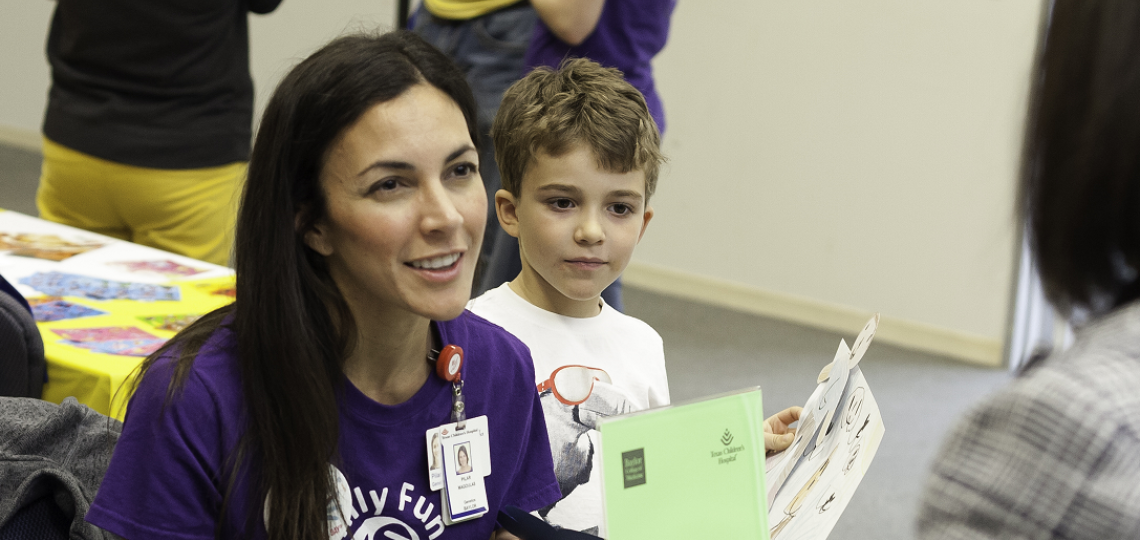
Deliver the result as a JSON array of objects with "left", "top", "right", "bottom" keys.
[{"left": 598, "top": 387, "right": 769, "bottom": 539}]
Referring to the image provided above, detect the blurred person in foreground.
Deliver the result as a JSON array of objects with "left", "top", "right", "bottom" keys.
[{"left": 916, "top": 2, "right": 1140, "bottom": 538}]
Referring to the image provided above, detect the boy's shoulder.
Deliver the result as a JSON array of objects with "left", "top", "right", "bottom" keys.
[
  {"left": 471, "top": 285, "right": 669, "bottom": 406},
  {"left": 595, "top": 302, "right": 662, "bottom": 343},
  {"left": 466, "top": 283, "right": 526, "bottom": 320},
  {"left": 469, "top": 284, "right": 659, "bottom": 338},
  {"left": 443, "top": 307, "right": 533, "bottom": 359},
  {"left": 469, "top": 284, "right": 662, "bottom": 357},
  {"left": 467, "top": 283, "right": 562, "bottom": 333}
]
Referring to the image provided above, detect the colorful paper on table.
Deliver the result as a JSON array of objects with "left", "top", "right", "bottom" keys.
[
  {"left": 37, "top": 275, "right": 236, "bottom": 420},
  {"left": 0, "top": 209, "right": 238, "bottom": 421},
  {"left": 30, "top": 298, "right": 109, "bottom": 322},
  {"left": 52, "top": 326, "right": 165, "bottom": 357},
  {"left": 195, "top": 281, "right": 236, "bottom": 298},
  {"left": 138, "top": 313, "right": 201, "bottom": 332},
  {"left": 52, "top": 326, "right": 157, "bottom": 342},
  {"left": 20, "top": 271, "right": 181, "bottom": 301},
  {"left": 110, "top": 259, "right": 206, "bottom": 277},
  {"left": 599, "top": 387, "right": 769, "bottom": 540},
  {"left": 0, "top": 231, "right": 106, "bottom": 261},
  {"left": 763, "top": 315, "right": 885, "bottom": 540},
  {"left": 83, "top": 339, "right": 165, "bottom": 357}
]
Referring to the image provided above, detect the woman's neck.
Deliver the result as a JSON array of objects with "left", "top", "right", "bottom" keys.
[{"left": 342, "top": 308, "right": 434, "bottom": 406}]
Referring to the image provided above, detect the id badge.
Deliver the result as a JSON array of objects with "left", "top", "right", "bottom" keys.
[
  {"left": 441, "top": 436, "right": 488, "bottom": 524},
  {"left": 425, "top": 416, "right": 491, "bottom": 524},
  {"left": 441, "top": 471, "right": 487, "bottom": 525},
  {"left": 426, "top": 416, "right": 490, "bottom": 491}
]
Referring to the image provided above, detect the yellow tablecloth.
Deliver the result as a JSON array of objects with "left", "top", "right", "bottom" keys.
[
  {"left": 0, "top": 209, "right": 235, "bottom": 419},
  {"left": 36, "top": 275, "right": 235, "bottom": 419}
]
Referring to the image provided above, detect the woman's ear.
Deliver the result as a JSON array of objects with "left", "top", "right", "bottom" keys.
[
  {"left": 297, "top": 207, "right": 334, "bottom": 256},
  {"left": 303, "top": 226, "right": 333, "bottom": 256},
  {"left": 495, "top": 189, "right": 521, "bottom": 239}
]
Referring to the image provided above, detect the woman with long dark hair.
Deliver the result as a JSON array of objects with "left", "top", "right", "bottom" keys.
[
  {"left": 84, "top": 31, "right": 559, "bottom": 540},
  {"left": 917, "top": 1, "right": 1140, "bottom": 538}
]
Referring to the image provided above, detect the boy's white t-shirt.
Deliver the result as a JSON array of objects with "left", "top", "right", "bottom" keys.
[{"left": 468, "top": 283, "right": 670, "bottom": 536}]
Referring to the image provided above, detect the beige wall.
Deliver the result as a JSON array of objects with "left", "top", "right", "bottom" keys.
[
  {"left": 247, "top": 1, "right": 401, "bottom": 125},
  {"left": 0, "top": 1, "right": 55, "bottom": 143},
  {"left": 1, "top": 0, "right": 1045, "bottom": 364},
  {"left": 629, "top": 0, "right": 1045, "bottom": 364}
]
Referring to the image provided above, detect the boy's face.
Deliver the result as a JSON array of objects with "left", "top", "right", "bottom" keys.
[{"left": 496, "top": 143, "right": 653, "bottom": 317}]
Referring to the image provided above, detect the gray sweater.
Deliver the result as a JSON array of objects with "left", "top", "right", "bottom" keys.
[
  {"left": 0, "top": 397, "right": 121, "bottom": 539},
  {"left": 917, "top": 301, "right": 1140, "bottom": 539}
]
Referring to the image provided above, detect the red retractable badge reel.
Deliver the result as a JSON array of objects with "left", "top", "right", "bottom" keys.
[{"left": 435, "top": 345, "right": 463, "bottom": 383}]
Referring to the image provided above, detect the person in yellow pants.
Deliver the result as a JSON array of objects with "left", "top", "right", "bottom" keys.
[
  {"left": 38, "top": 0, "right": 282, "bottom": 268},
  {"left": 37, "top": 138, "right": 243, "bottom": 267}
]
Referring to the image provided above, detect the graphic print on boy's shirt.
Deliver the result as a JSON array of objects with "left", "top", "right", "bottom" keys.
[
  {"left": 537, "top": 366, "right": 635, "bottom": 535},
  {"left": 467, "top": 284, "right": 670, "bottom": 535}
]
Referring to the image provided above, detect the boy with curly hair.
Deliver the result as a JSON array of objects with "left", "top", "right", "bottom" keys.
[{"left": 470, "top": 59, "right": 798, "bottom": 536}]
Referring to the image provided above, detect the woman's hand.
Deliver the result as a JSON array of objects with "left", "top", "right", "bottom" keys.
[{"left": 764, "top": 406, "right": 803, "bottom": 455}]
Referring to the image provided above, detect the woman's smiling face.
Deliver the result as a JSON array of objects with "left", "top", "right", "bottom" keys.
[{"left": 304, "top": 83, "right": 485, "bottom": 323}]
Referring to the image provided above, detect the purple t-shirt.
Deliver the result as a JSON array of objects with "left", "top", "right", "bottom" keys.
[
  {"left": 86, "top": 311, "right": 561, "bottom": 539},
  {"left": 525, "top": 0, "right": 676, "bottom": 133}
]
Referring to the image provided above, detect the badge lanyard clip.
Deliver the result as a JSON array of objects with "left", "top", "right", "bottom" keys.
[
  {"left": 434, "top": 344, "right": 467, "bottom": 431},
  {"left": 425, "top": 343, "right": 489, "bottom": 523},
  {"left": 451, "top": 381, "right": 466, "bottom": 430}
]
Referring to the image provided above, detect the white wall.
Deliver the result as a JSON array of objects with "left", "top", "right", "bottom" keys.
[
  {"left": 248, "top": 1, "right": 401, "bottom": 128},
  {"left": 0, "top": 1, "right": 55, "bottom": 145},
  {"left": 630, "top": 0, "right": 1045, "bottom": 364},
  {"left": 0, "top": 0, "right": 399, "bottom": 148}
]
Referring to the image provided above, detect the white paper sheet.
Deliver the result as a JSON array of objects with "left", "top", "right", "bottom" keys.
[{"left": 764, "top": 315, "right": 886, "bottom": 540}]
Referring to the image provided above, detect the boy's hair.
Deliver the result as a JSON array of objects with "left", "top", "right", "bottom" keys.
[{"left": 492, "top": 58, "right": 665, "bottom": 199}]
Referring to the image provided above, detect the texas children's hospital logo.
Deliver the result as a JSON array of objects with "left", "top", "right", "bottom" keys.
[{"left": 711, "top": 429, "right": 746, "bottom": 465}]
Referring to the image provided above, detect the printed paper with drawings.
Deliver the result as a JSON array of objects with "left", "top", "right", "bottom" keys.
[{"left": 765, "top": 314, "right": 886, "bottom": 540}]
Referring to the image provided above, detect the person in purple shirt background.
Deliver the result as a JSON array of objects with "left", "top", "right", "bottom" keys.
[
  {"left": 527, "top": 0, "right": 675, "bottom": 133},
  {"left": 84, "top": 30, "right": 559, "bottom": 540},
  {"left": 480, "top": 0, "right": 677, "bottom": 310}
]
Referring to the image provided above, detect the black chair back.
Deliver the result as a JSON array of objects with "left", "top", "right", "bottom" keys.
[
  {"left": 0, "top": 494, "right": 69, "bottom": 540},
  {"left": 0, "top": 287, "right": 45, "bottom": 398}
]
